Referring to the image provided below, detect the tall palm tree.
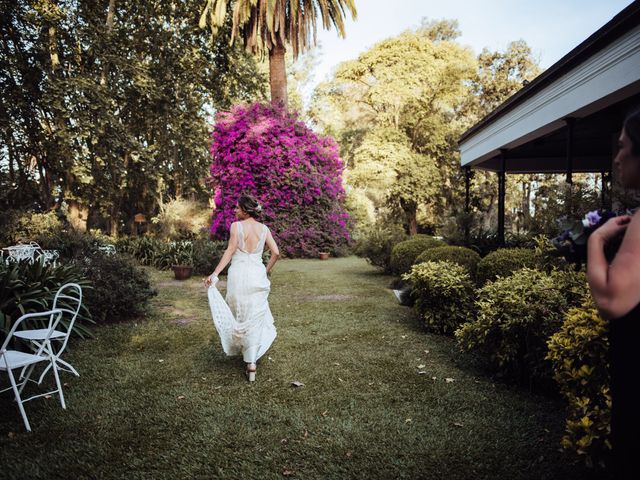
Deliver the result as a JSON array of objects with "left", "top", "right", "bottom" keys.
[{"left": 200, "top": 0, "right": 357, "bottom": 108}]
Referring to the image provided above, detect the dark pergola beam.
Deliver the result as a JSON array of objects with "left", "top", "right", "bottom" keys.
[
  {"left": 565, "top": 117, "right": 576, "bottom": 184},
  {"left": 498, "top": 149, "right": 507, "bottom": 247}
]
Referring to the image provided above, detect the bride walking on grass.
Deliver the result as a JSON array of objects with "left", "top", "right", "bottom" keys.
[{"left": 205, "top": 194, "right": 280, "bottom": 381}]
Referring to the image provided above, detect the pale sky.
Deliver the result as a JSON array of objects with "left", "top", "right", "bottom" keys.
[{"left": 301, "top": 0, "right": 634, "bottom": 97}]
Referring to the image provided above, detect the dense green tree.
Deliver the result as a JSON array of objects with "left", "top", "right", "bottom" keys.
[
  {"left": 310, "top": 20, "right": 475, "bottom": 234},
  {"left": 0, "top": 0, "right": 266, "bottom": 235}
]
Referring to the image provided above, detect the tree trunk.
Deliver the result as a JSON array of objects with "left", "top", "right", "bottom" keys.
[
  {"left": 100, "top": 0, "right": 117, "bottom": 86},
  {"left": 108, "top": 151, "right": 130, "bottom": 237},
  {"left": 269, "top": 42, "right": 287, "bottom": 108},
  {"left": 401, "top": 199, "right": 418, "bottom": 236}
]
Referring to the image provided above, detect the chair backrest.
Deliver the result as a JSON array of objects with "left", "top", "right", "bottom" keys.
[
  {"left": 1, "top": 309, "right": 64, "bottom": 355},
  {"left": 51, "top": 283, "right": 83, "bottom": 353}
]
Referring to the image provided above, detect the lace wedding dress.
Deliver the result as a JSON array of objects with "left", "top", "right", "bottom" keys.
[{"left": 208, "top": 222, "right": 277, "bottom": 363}]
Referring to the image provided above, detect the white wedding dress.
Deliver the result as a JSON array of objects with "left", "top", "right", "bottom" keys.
[{"left": 208, "top": 221, "right": 277, "bottom": 363}]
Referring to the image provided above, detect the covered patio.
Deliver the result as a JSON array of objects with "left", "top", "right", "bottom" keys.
[{"left": 458, "top": 1, "right": 640, "bottom": 243}]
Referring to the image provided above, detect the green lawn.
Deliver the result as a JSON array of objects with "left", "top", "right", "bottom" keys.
[{"left": 0, "top": 257, "right": 595, "bottom": 479}]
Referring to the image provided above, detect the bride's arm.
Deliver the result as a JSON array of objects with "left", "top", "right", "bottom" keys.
[
  {"left": 264, "top": 229, "right": 280, "bottom": 274},
  {"left": 206, "top": 223, "right": 239, "bottom": 285}
]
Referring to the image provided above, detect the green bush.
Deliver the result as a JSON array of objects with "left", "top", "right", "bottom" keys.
[
  {"left": 415, "top": 245, "right": 481, "bottom": 279},
  {"left": 0, "top": 209, "right": 62, "bottom": 246},
  {"left": 389, "top": 236, "right": 445, "bottom": 275},
  {"left": 0, "top": 257, "right": 93, "bottom": 341},
  {"left": 116, "top": 236, "right": 165, "bottom": 266},
  {"left": 354, "top": 223, "right": 407, "bottom": 272},
  {"left": 37, "top": 229, "right": 115, "bottom": 261},
  {"left": 476, "top": 247, "right": 540, "bottom": 285},
  {"left": 73, "top": 253, "right": 156, "bottom": 323},
  {"left": 152, "top": 240, "right": 194, "bottom": 269},
  {"left": 547, "top": 296, "right": 611, "bottom": 469},
  {"left": 404, "top": 261, "right": 475, "bottom": 335},
  {"left": 151, "top": 198, "right": 211, "bottom": 240},
  {"left": 192, "top": 240, "right": 227, "bottom": 276},
  {"left": 455, "top": 268, "right": 589, "bottom": 386}
]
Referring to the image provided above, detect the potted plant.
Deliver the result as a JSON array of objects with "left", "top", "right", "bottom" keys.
[
  {"left": 170, "top": 241, "right": 194, "bottom": 280},
  {"left": 318, "top": 240, "right": 330, "bottom": 260}
]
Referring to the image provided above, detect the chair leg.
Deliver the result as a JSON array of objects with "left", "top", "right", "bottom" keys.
[
  {"left": 57, "top": 358, "right": 79, "bottom": 377},
  {"left": 7, "top": 367, "right": 32, "bottom": 432},
  {"left": 36, "top": 362, "right": 53, "bottom": 385},
  {"left": 50, "top": 357, "right": 66, "bottom": 410}
]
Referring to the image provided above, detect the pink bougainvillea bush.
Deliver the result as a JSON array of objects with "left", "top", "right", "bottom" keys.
[{"left": 209, "top": 102, "right": 351, "bottom": 257}]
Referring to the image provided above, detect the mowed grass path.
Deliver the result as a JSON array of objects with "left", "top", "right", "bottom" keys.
[{"left": 0, "top": 257, "right": 592, "bottom": 479}]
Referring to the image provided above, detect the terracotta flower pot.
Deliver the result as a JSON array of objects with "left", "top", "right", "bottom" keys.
[
  {"left": 172, "top": 265, "right": 193, "bottom": 280},
  {"left": 319, "top": 252, "right": 330, "bottom": 260}
]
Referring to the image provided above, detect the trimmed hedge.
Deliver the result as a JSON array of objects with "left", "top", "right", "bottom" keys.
[
  {"left": 389, "top": 236, "right": 445, "bottom": 275},
  {"left": 404, "top": 260, "right": 475, "bottom": 334},
  {"left": 476, "top": 247, "right": 540, "bottom": 285},
  {"left": 547, "top": 296, "right": 611, "bottom": 469},
  {"left": 414, "top": 245, "right": 481, "bottom": 279},
  {"left": 455, "top": 268, "right": 588, "bottom": 387}
]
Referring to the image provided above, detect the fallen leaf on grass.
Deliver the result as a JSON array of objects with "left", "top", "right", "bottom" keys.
[
  {"left": 280, "top": 438, "right": 288, "bottom": 444},
  {"left": 44, "top": 395, "right": 52, "bottom": 399},
  {"left": 346, "top": 451, "right": 353, "bottom": 458},
  {"left": 453, "top": 422, "right": 464, "bottom": 427},
  {"left": 417, "top": 364, "right": 426, "bottom": 369},
  {"left": 405, "top": 418, "right": 412, "bottom": 424},
  {"left": 321, "top": 410, "right": 329, "bottom": 417},
  {"left": 368, "top": 382, "right": 375, "bottom": 386},
  {"left": 214, "top": 386, "right": 222, "bottom": 390},
  {"left": 432, "top": 377, "right": 437, "bottom": 381},
  {"left": 291, "top": 381, "right": 305, "bottom": 388},
  {"left": 177, "top": 395, "right": 185, "bottom": 400},
  {"left": 424, "top": 350, "right": 430, "bottom": 354},
  {"left": 282, "top": 469, "right": 295, "bottom": 477},
  {"left": 445, "top": 378, "right": 455, "bottom": 383},
  {"left": 417, "top": 371, "right": 427, "bottom": 375},
  {"left": 338, "top": 377, "right": 344, "bottom": 382},
  {"left": 158, "top": 359, "right": 164, "bottom": 363},
  {"left": 401, "top": 335, "right": 407, "bottom": 339}
]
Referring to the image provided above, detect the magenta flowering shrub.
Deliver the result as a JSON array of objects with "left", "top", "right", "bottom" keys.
[{"left": 209, "top": 103, "right": 351, "bottom": 257}]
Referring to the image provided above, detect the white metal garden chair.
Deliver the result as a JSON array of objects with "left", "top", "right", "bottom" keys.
[
  {"left": 16, "top": 283, "right": 83, "bottom": 385},
  {"left": 0, "top": 309, "right": 66, "bottom": 432},
  {"left": 2, "top": 243, "right": 38, "bottom": 264},
  {"left": 98, "top": 244, "right": 116, "bottom": 255}
]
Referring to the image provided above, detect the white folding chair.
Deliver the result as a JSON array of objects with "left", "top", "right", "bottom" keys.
[
  {"left": 16, "top": 283, "right": 83, "bottom": 384},
  {"left": 0, "top": 309, "right": 66, "bottom": 432}
]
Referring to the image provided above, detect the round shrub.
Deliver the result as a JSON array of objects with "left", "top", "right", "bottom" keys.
[
  {"left": 209, "top": 102, "right": 351, "bottom": 258},
  {"left": 547, "top": 296, "right": 611, "bottom": 469},
  {"left": 476, "top": 247, "right": 540, "bottom": 285},
  {"left": 354, "top": 223, "right": 407, "bottom": 272},
  {"left": 415, "top": 245, "right": 481, "bottom": 278},
  {"left": 390, "top": 236, "right": 445, "bottom": 275},
  {"left": 404, "top": 261, "right": 475, "bottom": 334},
  {"left": 73, "top": 253, "right": 157, "bottom": 323},
  {"left": 455, "top": 268, "right": 589, "bottom": 387}
]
